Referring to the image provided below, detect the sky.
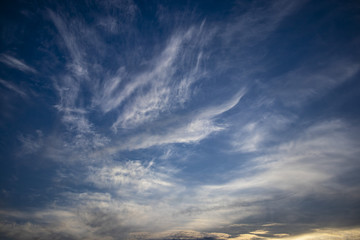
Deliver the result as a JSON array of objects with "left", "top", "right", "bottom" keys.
[{"left": 0, "top": 0, "right": 360, "bottom": 239}]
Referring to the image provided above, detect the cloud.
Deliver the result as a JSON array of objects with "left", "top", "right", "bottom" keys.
[
  {"left": 128, "top": 227, "right": 360, "bottom": 240},
  {"left": 0, "top": 207, "right": 118, "bottom": 240},
  {"left": 165, "top": 119, "right": 360, "bottom": 231},
  {"left": 105, "top": 24, "right": 209, "bottom": 130},
  {"left": 272, "top": 233, "right": 289, "bottom": 238},
  {"left": 2, "top": 1, "right": 359, "bottom": 240},
  {"left": 229, "top": 234, "right": 265, "bottom": 240},
  {"left": 221, "top": 228, "right": 360, "bottom": 240},
  {"left": 28, "top": 94, "right": 356, "bottom": 239},
  {"left": 48, "top": 41, "right": 110, "bottom": 163},
  {"left": 268, "top": 228, "right": 360, "bottom": 240},
  {"left": 230, "top": 114, "right": 293, "bottom": 153},
  {"left": 206, "top": 120, "right": 360, "bottom": 195},
  {"left": 0, "top": 78, "right": 27, "bottom": 98},
  {"left": 270, "top": 59, "right": 360, "bottom": 107},
  {"left": 18, "top": 130, "right": 44, "bottom": 155},
  {"left": 249, "top": 230, "right": 268, "bottom": 235},
  {"left": 52, "top": 75, "right": 84, "bottom": 117},
  {"left": 128, "top": 230, "right": 232, "bottom": 240},
  {"left": 0, "top": 54, "right": 37, "bottom": 74},
  {"left": 262, "top": 223, "right": 284, "bottom": 227},
  {"left": 100, "top": 31, "right": 186, "bottom": 114},
  {"left": 5, "top": 119, "right": 360, "bottom": 239},
  {"left": 86, "top": 160, "right": 175, "bottom": 197},
  {"left": 223, "top": 0, "right": 305, "bottom": 46},
  {"left": 51, "top": 76, "right": 110, "bottom": 162},
  {"left": 47, "top": 7, "right": 213, "bottom": 150},
  {"left": 2, "top": 208, "right": 359, "bottom": 240},
  {"left": 107, "top": 89, "right": 246, "bottom": 151},
  {"left": 48, "top": 10, "right": 88, "bottom": 77}
]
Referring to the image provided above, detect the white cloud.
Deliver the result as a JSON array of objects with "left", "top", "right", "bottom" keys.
[
  {"left": 108, "top": 89, "right": 246, "bottom": 151},
  {"left": 91, "top": 23, "right": 210, "bottom": 130},
  {"left": 111, "top": 82, "right": 171, "bottom": 130},
  {"left": 48, "top": 10, "right": 88, "bottom": 77},
  {"left": 229, "top": 234, "right": 265, "bottom": 240},
  {"left": 272, "top": 233, "right": 290, "bottom": 238},
  {"left": 130, "top": 230, "right": 232, "bottom": 240},
  {"left": 53, "top": 75, "right": 82, "bottom": 119},
  {"left": 231, "top": 114, "right": 293, "bottom": 153},
  {"left": 0, "top": 207, "right": 116, "bottom": 240},
  {"left": 53, "top": 75, "right": 108, "bottom": 147},
  {"left": 4, "top": 1, "right": 359, "bottom": 239},
  {"left": 267, "top": 228, "right": 360, "bottom": 240},
  {"left": 0, "top": 54, "right": 37, "bottom": 74},
  {"left": 249, "top": 230, "right": 268, "bottom": 235},
  {"left": 86, "top": 160, "right": 175, "bottom": 196},
  {"left": 206, "top": 120, "right": 359, "bottom": 196},
  {"left": 223, "top": 0, "right": 305, "bottom": 46},
  {"left": 271, "top": 60, "right": 360, "bottom": 107},
  {"left": 162, "top": 119, "right": 360, "bottom": 231},
  {"left": 232, "top": 121, "right": 265, "bottom": 153},
  {"left": 100, "top": 33, "right": 185, "bottom": 114},
  {"left": 7, "top": 119, "right": 360, "bottom": 239},
  {"left": 0, "top": 78, "right": 27, "bottom": 98},
  {"left": 18, "top": 130, "right": 44, "bottom": 155}
]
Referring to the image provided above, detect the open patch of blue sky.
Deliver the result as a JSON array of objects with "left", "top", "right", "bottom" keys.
[{"left": 1, "top": 0, "right": 360, "bottom": 239}]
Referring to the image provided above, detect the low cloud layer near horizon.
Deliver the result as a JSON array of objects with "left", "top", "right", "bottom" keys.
[{"left": 1, "top": 0, "right": 360, "bottom": 239}]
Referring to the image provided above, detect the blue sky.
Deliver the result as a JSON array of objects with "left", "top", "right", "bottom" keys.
[{"left": 1, "top": 0, "right": 360, "bottom": 239}]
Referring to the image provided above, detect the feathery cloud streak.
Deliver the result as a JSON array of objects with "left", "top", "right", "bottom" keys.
[{"left": 0, "top": 54, "right": 37, "bottom": 74}]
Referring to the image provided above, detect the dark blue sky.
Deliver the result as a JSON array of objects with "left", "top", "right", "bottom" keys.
[{"left": 1, "top": 0, "right": 360, "bottom": 239}]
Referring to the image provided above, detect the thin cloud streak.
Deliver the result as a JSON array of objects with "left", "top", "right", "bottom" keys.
[
  {"left": 0, "top": 54, "right": 37, "bottom": 74},
  {"left": 223, "top": 0, "right": 306, "bottom": 47},
  {"left": 86, "top": 160, "right": 175, "bottom": 197},
  {"left": 108, "top": 89, "right": 246, "bottom": 151},
  {"left": 271, "top": 59, "right": 360, "bottom": 107},
  {"left": 108, "top": 26, "right": 209, "bottom": 130},
  {"left": 0, "top": 78, "right": 27, "bottom": 98},
  {"left": 48, "top": 10, "right": 88, "bottom": 77}
]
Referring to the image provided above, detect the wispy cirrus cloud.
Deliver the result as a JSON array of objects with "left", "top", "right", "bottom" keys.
[
  {"left": 230, "top": 114, "right": 293, "bottom": 153},
  {"left": 108, "top": 89, "right": 246, "bottom": 151},
  {"left": 0, "top": 78, "right": 27, "bottom": 98},
  {"left": 52, "top": 75, "right": 110, "bottom": 160},
  {"left": 208, "top": 120, "right": 360, "bottom": 195},
  {"left": 86, "top": 160, "right": 176, "bottom": 197},
  {"left": 96, "top": 0, "right": 138, "bottom": 34},
  {"left": 222, "top": 0, "right": 306, "bottom": 51},
  {"left": 270, "top": 59, "right": 360, "bottom": 107},
  {"left": 18, "top": 130, "right": 44, "bottom": 155},
  {"left": 49, "top": 10, "right": 93, "bottom": 140},
  {"left": 47, "top": 10, "right": 112, "bottom": 163},
  {"left": 0, "top": 54, "right": 37, "bottom": 74},
  {"left": 104, "top": 24, "right": 209, "bottom": 130},
  {"left": 136, "top": 120, "right": 359, "bottom": 232},
  {"left": 6, "top": 119, "right": 360, "bottom": 239},
  {"left": 48, "top": 10, "right": 88, "bottom": 77}
]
